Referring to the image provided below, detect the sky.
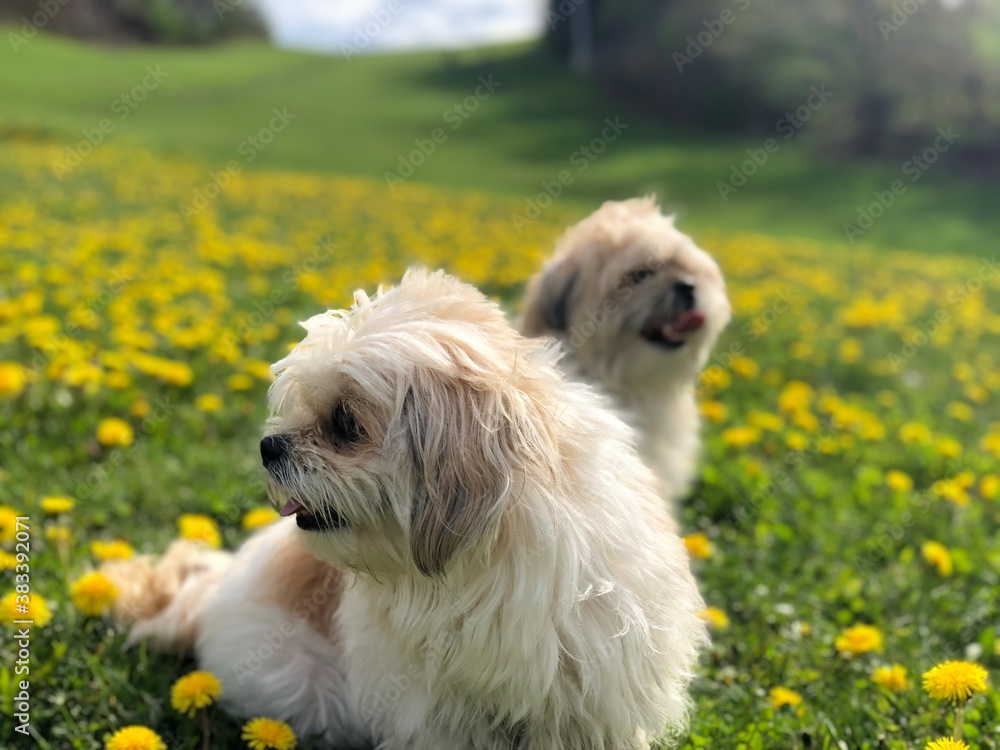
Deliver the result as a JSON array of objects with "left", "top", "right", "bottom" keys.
[{"left": 254, "top": 0, "right": 549, "bottom": 55}]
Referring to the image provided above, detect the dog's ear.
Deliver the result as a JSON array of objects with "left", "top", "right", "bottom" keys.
[
  {"left": 522, "top": 263, "right": 578, "bottom": 335},
  {"left": 403, "top": 373, "right": 527, "bottom": 576}
]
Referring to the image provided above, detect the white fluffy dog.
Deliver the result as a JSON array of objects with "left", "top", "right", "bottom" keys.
[
  {"left": 105, "top": 269, "right": 707, "bottom": 749},
  {"left": 520, "top": 198, "right": 731, "bottom": 506}
]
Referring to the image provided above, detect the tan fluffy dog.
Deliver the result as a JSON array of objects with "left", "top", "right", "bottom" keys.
[
  {"left": 105, "top": 270, "right": 708, "bottom": 749},
  {"left": 521, "top": 198, "right": 731, "bottom": 507}
]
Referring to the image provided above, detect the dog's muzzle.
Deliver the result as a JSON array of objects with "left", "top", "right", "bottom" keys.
[{"left": 640, "top": 281, "right": 705, "bottom": 349}]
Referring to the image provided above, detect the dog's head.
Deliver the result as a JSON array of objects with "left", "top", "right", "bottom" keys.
[
  {"left": 522, "top": 197, "right": 731, "bottom": 388},
  {"left": 262, "top": 269, "right": 557, "bottom": 577}
]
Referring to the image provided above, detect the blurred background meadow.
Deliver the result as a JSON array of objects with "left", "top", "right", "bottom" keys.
[{"left": 1, "top": 1, "right": 999, "bottom": 748}]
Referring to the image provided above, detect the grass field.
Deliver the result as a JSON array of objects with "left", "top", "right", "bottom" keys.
[
  {"left": 1, "top": 30, "right": 1000, "bottom": 750},
  {"left": 1, "top": 31, "right": 998, "bottom": 256}
]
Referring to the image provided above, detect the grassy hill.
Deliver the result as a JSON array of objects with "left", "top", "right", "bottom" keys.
[{"left": 1, "top": 31, "right": 997, "bottom": 255}]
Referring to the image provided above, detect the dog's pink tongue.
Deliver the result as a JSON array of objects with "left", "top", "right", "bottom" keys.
[
  {"left": 672, "top": 310, "right": 705, "bottom": 333},
  {"left": 279, "top": 499, "right": 304, "bottom": 517}
]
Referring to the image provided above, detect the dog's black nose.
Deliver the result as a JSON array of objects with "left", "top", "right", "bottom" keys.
[
  {"left": 260, "top": 435, "right": 289, "bottom": 466},
  {"left": 673, "top": 281, "right": 696, "bottom": 310}
]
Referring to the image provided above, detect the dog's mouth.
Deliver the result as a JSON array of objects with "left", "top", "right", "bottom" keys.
[
  {"left": 640, "top": 309, "right": 705, "bottom": 349},
  {"left": 638, "top": 280, "right": 706, "bottom": 350},
  {"left": 278, "top": 498, "right": 349, "bottom": 532}
]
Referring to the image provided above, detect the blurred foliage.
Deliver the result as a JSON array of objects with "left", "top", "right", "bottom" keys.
[
  {"left": 549, "top": 0, "right": 1000, "bottom": 166},
  {"left": 2, "top": 0, "right": 266, "bottom": 44}
]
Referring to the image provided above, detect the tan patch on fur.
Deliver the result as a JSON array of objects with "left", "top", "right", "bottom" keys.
[{"left": 258, "top": 531, "right": 345, "bottom": 638}]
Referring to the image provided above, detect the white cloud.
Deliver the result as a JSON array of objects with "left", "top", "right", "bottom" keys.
[{"left": 254, "top": 0, "right": 547, "bottom": 55}]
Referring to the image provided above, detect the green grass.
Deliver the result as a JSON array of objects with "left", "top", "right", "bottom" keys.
[{"left": 1, "top": 31, "right": 998, "bottom": 255}]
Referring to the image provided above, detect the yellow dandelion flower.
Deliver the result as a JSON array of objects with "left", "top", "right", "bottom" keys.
[
  {"left": 835, "top": 624, "right": 883, "bottom": 656},
  {"left": 722, "top": 426, "right": 761, "bottom": 448},
  {"left": 0, "top": 591, "right": 52, "bottom": 627},
  {"left": 931, "top": 479, "right": 970, "bottom": 507},
  {"left": 922, "top": 661, "right": 988, "bottom": 703},
  {"left": 0, "top": 362, "right": 25, "bottom": 397},
  {"left": 785, "top": 432, "right": 808, "bottom": 451},
  {"left": 792, "top": 409, "right": 820, "bottom": 432},
  {"left": 699, "top": 400, "right": 727, "bottom": 422},
  {"left": 40, "top": 495, "right": 75, "bottom": 515},
  {"left": 71, "top": 572, "right": 119, "bottom": 617},
  {"left": 0, "top": 506, "right": 19, "bottom": 543},
  {"left": 935, "top": 437, "right": 962, "bottom": 459},
  {"left": 227, "top": 373, "right": 254, "bottom": 392},
  {"left": 730, "top": 356, "right": 759, "bottom": 378},
  {"left": 97, "top": 417, "right": 134, "bottom": 447},
  {"left": 171, "top": 670, "right": 223, "bottom": 716},
  {"left": 241, "top": 717, "right": 298, "bottom": 750},
  {"left": 196, "top": 393, "right": 224, "bottom": 412},
  {"left": 683, "top": 533, "right": 712, "bottom": 559},
  {"left": 768, "top": 686, "right": 803, "bottom": 710},
  {"left": 839, "top": 338, "right": 862, "bottom": 363},
  {"left": 983, "top": 433, "right": 1000, "bottom": 461},
  {"left": 161, "top": 361, "right": 194, "bottom": 386},
  {"left": 698, "top": 366, "right": 731, "bottom": 393},
  {"left": 946, "top": 402, "right": 974, "bottom": 422},
  {"left": 0, "top": 551, "right": 17, "bottom": 570},
  {"left": 242, "top": 507, "right": 280, "bottom": 531},
  {"left": 747, "top": 410, "right": 784, "bottom": 432},
  {"left": 699, "top": 606, "right": 729, "bottom": 629},
  {"left": 178, "top": 513, "right": 221, "bottom": 548},
  {"left": 899, "top": 422, "right": 932, "bottom": 445},
  {"left": 90, "top": 539, "right": 135, "bottom": 561},
  {"left": 921, "top": 541, "right": 953, "bottom": 577},
  {"left": 885, "top": 470, "right": 913, "bottom": 493},
  {"left": 105, "top": 725, "right": 166, "bottom": 750},
  {"left": 778, "top": 381, "right": 814, "bottom": 413},
  {"left": 980, "top": 474, "right": 999, "bottom": 500},
  {"left": 129, "top": 399, "right": 150, "bottom": 419},
  {"left": 925, "top": 739, "right": 969, "bottom": 750},
  {"left": 953, "top": 362, "right": 975, "bottom": 383},
  {"left": 45, "top": 526, "right": 72, "bottom": 544},
  {"left": 872, "top": 664, "right": 908, "bottom": 692}
]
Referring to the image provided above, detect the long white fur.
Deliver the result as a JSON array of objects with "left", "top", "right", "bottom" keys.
[{"left": 105, "top": 269, "right": 708, "bottom": 750}]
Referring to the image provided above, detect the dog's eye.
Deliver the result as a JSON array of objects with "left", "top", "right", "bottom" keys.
[
  {"left": 329, "top": 403, "right": 364, "bottom": 445},
  {"left": 627, "top": 267, "right": 655, "bottom": 285}
]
